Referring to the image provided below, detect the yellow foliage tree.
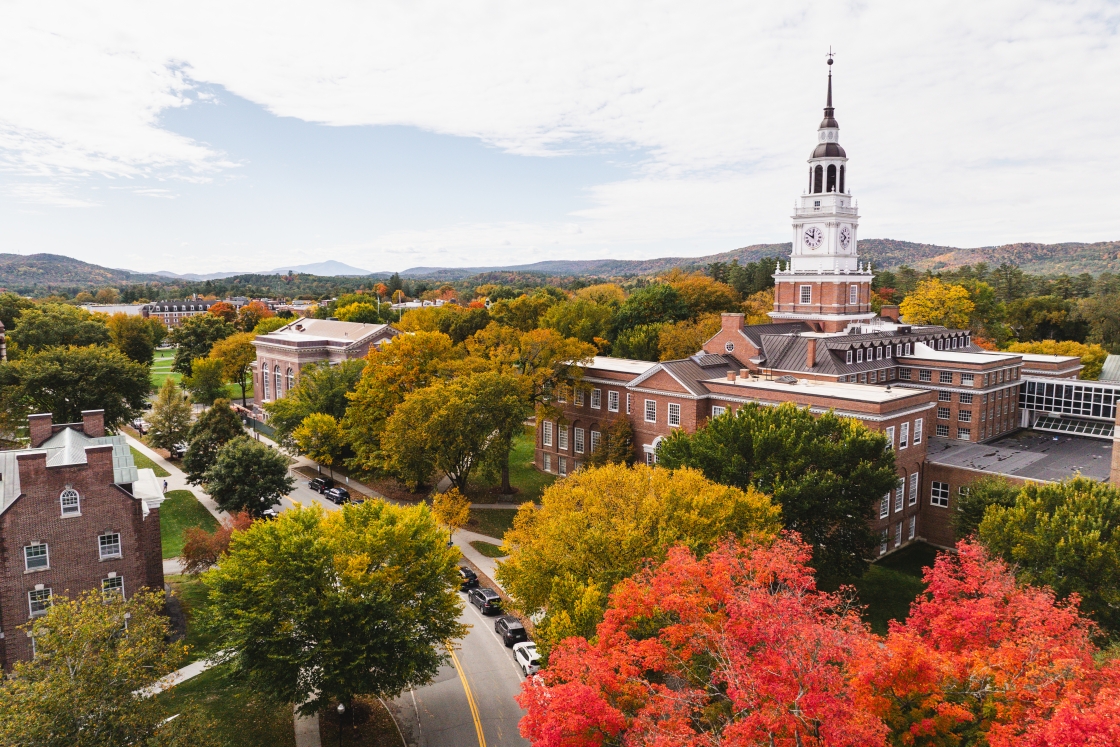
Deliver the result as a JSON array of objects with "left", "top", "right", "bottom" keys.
[
  {"left": 742, "top": 288, "right": 775, "bottom": 325},
  {"left": 664, "top": 270, "right": 740, "bottom": 316},
  {"left": 1006, "top": 340, "right": 1109, "bottom": 380},
  {"left": 432, "top": 487, "right": 472, "bottom": 540},
  {"left": 574, "top": 283, "right": 627, "bottom": 306},
  {"left": 899, "top": 278, "right": 975, "bottom": 329},
  {"left": 657, "top": 314, "right": 722, "bottom": 361}
]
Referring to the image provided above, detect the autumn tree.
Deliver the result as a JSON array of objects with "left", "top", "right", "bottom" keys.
[
  {"left": 202, "top": 436, "right": 295, "bottom": 517},
  {"left": 171, "top": 313, "right": 234, "bottom": 375},
  {"left": 293, "top": 412, "right": 347, "bottom": 478},
  {"left": 207, "top": 301, "right": 237, "bottom": 323},
  {"left": 7, "top": 303, "right": 110, "bottom": 356},
  {"left": 899, "top": 278, "right": 975, "bottom": 329},
  {"left": 585, "top": 417, "right": 635, "bottom": 467},
  {"left": 0, "top": 291, "right": 34, "bottom": 330},
  {"left": 497, "top": 463, "right": 780, "bottom": 651},
  {"left": 488, "top": 292, "right": 560, "bottom": 331},
  {"left": 236, "top": 300, "right": 274, "bottom": 332},
  {"left": 539, "top": 299, "right": 613, "bottom": 348},
  {"left": 432, "top": 487, "right": 471, "bottom": 540},
  {"left": 208, "top": 331, "right": 257, "bottom": 406},
  {"left": 574, "top": 283, "right": 626, "bottom": 306},
  {"left": 665, "top": 270, "right": 740, "bottom": 316},
  {"left": 979, "top": 476, "right": 1120, "bottom": 632},
  {"left": 252, "top": 316, "right": 289, "bottom": 335},
  {"left": 657, "top": 402, "right": 898, "bottom": 585},
  {"left": 183, "top": 399, "right": 246, "bottom": 483},
  {"left": 335, "top": 301, "right": 383, "bottom": 324},
  {"left": 518, "top": 535, "right": 884, "bottom": 747},
  {"left": 1007, "top": 339, "right": 1109, "bottom": 379},
  {"left": 200, "top": 501, "right": 466, "bottom": 715},
  {"left": 182, "top": 356, "right": 226, "bottom": 406},
  {"left": 610, "top": 283, "right": 689, "bottom": 334},
  {"left": 146, "top": 378, "right": 193, "bottom": 451},
  {"left": 657, "top": 313, "right": 721, "bottom": 360},
  {"left": 106, "top": 312, "right": 156, "bottom": 364},
  {"left": 182, "top": 510, "right": 253, "bottom": 575},
  {"left": 742, "top": 287, "right": 775, "bottom": 325},
  {"left": 953, "top": 473, "right": 1020, "bottom": 539},
  {"left": 267, "top": 359, "right": 365, "bottom": 448}
]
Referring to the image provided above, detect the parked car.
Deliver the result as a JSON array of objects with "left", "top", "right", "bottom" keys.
[
  {"left": 261, "top": 507, "right": 280, "bottom": 520},
  {"left": 168, "top": 442, "right": 187, "bottom": 460},
  {"left": 468, "top": 588, "right": 502, "bottom": 615},
  {"left": 308, "top": 477, "right": 334, "bottom": 493},
  {"left": 513, "top": 641, "right": 540, "bottom": 675},
  {"left": 131, "top": 418, "right": 147, "bottom": 435},
  {"left": 458, "top": 567, "right": 479, "bottom": 591},
  {"left": 494, "top": 616, "right": 527, "bottom": 647},
  {"left": 325, "top": 487, "right": 351, "bottom": 504}
]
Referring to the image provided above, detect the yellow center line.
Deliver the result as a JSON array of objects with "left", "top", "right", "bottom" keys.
[{"left": 448, "top": 645, "right": 487, "bottom": 747}]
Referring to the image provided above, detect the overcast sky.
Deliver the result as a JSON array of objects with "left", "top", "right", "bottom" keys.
[{"left": 0, "top": 2, "right": 1117, "bottom": 274}]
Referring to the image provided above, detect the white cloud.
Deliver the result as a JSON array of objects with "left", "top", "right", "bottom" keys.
[{"left": 1, "top": 1, "right": 1118, "bottom": 266}]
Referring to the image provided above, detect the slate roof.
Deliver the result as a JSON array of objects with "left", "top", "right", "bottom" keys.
[
  {"left": 738, "top": 322, "right": 813, "bottom": 348},
  {"left": 0, "top": 429, "right": 138, "bottom": 512},
  {"left": 1100, "top": 355, "right": 1120, "bottom": 382}
]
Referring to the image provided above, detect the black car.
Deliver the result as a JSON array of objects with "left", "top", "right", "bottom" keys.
[
  {"left": 458, "top": 567, "right": 479, "bottom": 591},
  {"left": 494, "top": 616, "right": 527, "bottom": 647},
  {"left": 308, "top": 477, "right": 335, "bottom": 493},
  {"left": 468, "top": 588, "right": 502, "bottom": 615},
  {"left": 325, "top": 487, "right": 351, "bottom": 504}
]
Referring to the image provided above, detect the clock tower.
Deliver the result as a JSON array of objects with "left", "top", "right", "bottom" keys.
[{"left": 771, "top": 55, "right": 874, "bottom": 332}]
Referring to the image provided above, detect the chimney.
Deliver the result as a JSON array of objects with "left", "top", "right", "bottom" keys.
[
  {"left": 806, "top": 338, "right": 817, "bottom": 369},
  {"left": 880, "top": 305, "right": 900, "bottom": 322},
  {"left": 726, "top": 371, "right": 736, "bottom": 381},
  {"left": 739, "top": 368, "right": 749, "bottom": 378},
  {"left": 81, "top": 410, "right": 105, "bottom": 438},
  {"left": 720, "top": 313, "right": 745, "bottom": 334},
  {"left": 29, "top": 413, "right": 53, "bottom": 447}
]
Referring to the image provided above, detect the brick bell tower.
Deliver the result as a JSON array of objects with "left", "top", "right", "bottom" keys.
[{"left": 771, "top": 53, "right": 874, "bottom": 333}]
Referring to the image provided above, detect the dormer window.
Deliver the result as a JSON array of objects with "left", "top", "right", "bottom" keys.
[
  {"left": 846, "top": 350, "right": 853, "bottom": 364},
  {"left": 857, "top": 349, "right": 864, "bottom": 363}
]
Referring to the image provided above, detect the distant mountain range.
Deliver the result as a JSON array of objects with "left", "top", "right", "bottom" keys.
[{"left": 1, "top": 239, "right": 1118, "bottom": 291}]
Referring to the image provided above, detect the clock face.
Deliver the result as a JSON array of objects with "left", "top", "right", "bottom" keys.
[
  {"left": 804, "top": 226, "right": 824, "bottom": 249},
  {"left": 839, "top": 226, "right": 852, "bottom": 249}
]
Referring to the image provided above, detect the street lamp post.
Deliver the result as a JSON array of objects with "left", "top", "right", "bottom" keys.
[{"left": 337, "top": 701, "right": 346, "bottom": 747}]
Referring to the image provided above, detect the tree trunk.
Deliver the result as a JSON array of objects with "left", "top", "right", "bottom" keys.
[
  {"left": 240, "top": 379, "right": 248, "bottom": 408},
  {"left": 501, "top": 454, "right": 512, "bottom": 494}
]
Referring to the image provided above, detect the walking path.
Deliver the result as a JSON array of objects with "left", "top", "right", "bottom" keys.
[
  {"left": 124, "top": 434, "right": 227, "bottom": 523},
  {"left": 137, "top": 652, "right": 227, "bottom": 698}
]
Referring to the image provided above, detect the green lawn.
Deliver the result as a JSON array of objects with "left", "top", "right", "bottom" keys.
[
  {"left": 466, "top": 508, "right": 519, "bottom": 540},
  {"left": 130, "top": 446, "right": 170, "bottom": 477},
  {"left": 167, "top": 574, "right": 219, "bottom": 660},
  {"left": 160, "top": 490, "right": 219, "bottom": 558},
  {"left": 469, "top": 540, "right": 508, "bottom": 558},
  {"left": 151, "top": 348, "right": 181, "bottom": 388},
  {"left": 473, "top": 426, "right": 556, "bottom": 501},
  {"left": 854, "top": 542, "right": 942, "bottom": 634},
  {"left": 155, "top": 663, "right": 296, "bottom": 747}
]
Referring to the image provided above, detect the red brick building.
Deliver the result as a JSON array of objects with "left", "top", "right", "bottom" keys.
[{"left": 0, "top": 411, "right": 165, "bottom": 666}]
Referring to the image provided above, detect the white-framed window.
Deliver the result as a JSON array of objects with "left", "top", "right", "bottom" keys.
[
  {"left": 857, "top": 349, "right": 864, "bottom": 363},
  {"left": 937, "top": 339, "right": 944, "bottom": 350},
  {"left": 274, "top": 365, "right": 282, "bottom": 398},
  {"left": 908, "top": 515, "right": 916, "bottom": 539},
  {"left": 880, "top": 493, "right": 890, "bottom": 518},
  {"left": 711, "top": 405, "right": 726, "bottom": 418},
  {"left": 959, "top": 485, "right": 971, "bottom": 496},
  {"left": 99, "top": 533, "right": 121, "bottom": 560},
  {"left": 895, "top": 479, "right": 905, "bottom": 512},
  {"left": 880, "top": 529, "right": 889, "bottom": 555},
  {"left": 913, "top": 418, "right": 923, "bottom": 444},
  {"left": 558, "top": 426, "right": 568, "bottom": 450},
  {"left": 919, "top": 370, "right": 931, "bottom": 382},
  {"left": 961, "top": 373, "right": 974, "bottom": 385},
  {"left": 102, "top": 575, "right": 124, "bottom": 601},
  {"left": 60, "top": 488, "right": 80, "bottom": 516},
  {"left": 909, "top": 472, "right": 919, "bottom": 505},
  {"left": 574, "top": 428, "right": 585, "bottom": 454},
  {"left": 846, "top": 350, "right": 853, "bottom": 364},
  {"left": 626, "top": 393, "right": 632, "bottom": 415},
  {"left": 936, "top": 424, "right": 950, "bottom": 437},
  {"left": 287, "top": 367, "right": 294, "bottom": 392},
  {"left": 28, "top": 588, "right": 52, "bottom": 618},
  {"left": 957, "top": 428, "right": 971, "bottom": 440},
  {"left": 575, "top": 390, "right": 585, "bottom": 406},
  {"left": 937, "top": 407, "right": 950, "bottom": 420},
  {"left": 542, "top": 420, "right": 553, "bottom": 447},
  {"left": 960, "top": 392, "right": 973, "bottom": 404},
  {"left": 939, "top": 371, "right": 953, "bottom": 384},
  {"left": 884, "top": 426, "right": 895, "bottom": 451},
  {"left": 900, "top": 368, "right": 912, "bottom": 380},
  {"left": 557, "top": 388, "right": 566, "bottom": 404},
  {"left": 591, "top": 389, "right": 601, "bottom": 409},
  {"left": 958, "top": 410, "right": 972, "bottom": 423},
  {"left": 895, "top": 522, "right": 903, "bottom": 547},
  {"left": 590, "top": 430, "right": 600, "bottom": 453},
  {"left": 645, "top": 451, "right": 655, "bottom": 466},
  {"left": 608, "top": 391, "right": 619, "bottom": 412},
  {"left": 886, "top": 345, "right": 892, "bottom": 358},
  {"left": 905, "top": 342, "right": 912, "bottom": 355},
  {"left": 668, "top": 403, "right": 681, "bottom": 427},
  {"left": 24, "top": 543, "right": 48, "bottom": 571},
  {"left": 876, "top": 346, "right": 883, "bottom": 360},
  {"left": 899, "top": 422, "right": 909, "bottom": 449},
  {"left": 558, "top": 457, "right": 568, "bottom": 476},
  {"left": 964, "top": 336, "right": 970, "bottom": 348},
  {"left": 644, "top": 399, "right": 657, "bottom": 423},
  {"left": 931, "top": 481, "right": 950, "bottom": 507},
  {"left": 938, "top": 391, "right": 952, "bottom": 402},
  {"left": 543, "top": 453, "right": 551, "bottom": 472},
  {"left": 262, "top": 365, "right": 269, "bottom": 396},
  {"left": 896, "top": 344, "right": 903, "bottom": 357},
  {"left": 849, "top": 285, "right": 858, "bottom": 305},
  {"left": 800, "top": 285, "right": 812, "bottom": 304}
]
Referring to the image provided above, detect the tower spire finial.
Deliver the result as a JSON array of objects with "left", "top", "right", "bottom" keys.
[{"left": 826, "top": 48, "right": 834, "bottom": 108}]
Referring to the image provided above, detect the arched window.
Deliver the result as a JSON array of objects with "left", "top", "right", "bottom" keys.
[
  {"left": 839, "top": 165, "right": 846, "bottom": 193},
  {"left": 813, "top": 165, "right": 823, "bottom": 193},
  {"left": 60, "top": 488, "right": 80, "bottom": 516},
  {"left": 262, "top": 365, "right": 269, "bottom": 396},
  {"left": 826, "top": 164, "right": 837, "bottom": 192},
  {"left": 274, "top": 365, "right": 282, "bottom": 399},
  {"left": 287, "top": 367, "right": 294, "bottom": 392}
]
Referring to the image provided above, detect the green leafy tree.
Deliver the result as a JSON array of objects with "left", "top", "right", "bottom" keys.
[
  {"left": 8, "top": 303, "right": 110, "bottom": 356},
  {"left": 208, "top": 331, "right": 256, "bottom": 406},
  {"left": 170, "top": 314, "right": 234, "bottom": 375},
  {"left": 0, "top": 291, "right": 34, "bottom": 330},
  {"left": 585, "top": 416, "right": 635, "bottom": 467},
  {"left": 539, "top": 299, "right": 613, "bottom": 347},
  {"left": 251, "top": 316, "right": 289, "bottom": 335},
  {"left": 292, "top": 412, "right": 346, "bottom": 478},
  {"left": 105, "top": 312, "right": 156, "bottom": 364},
  {"left": 611, "top": 323, "right": 663, "bottom": 361},
  {"left": 0, "top": 589, "right": 214, "bottom": 747},
  {"left": 487, "top": 292, "right": 559, "bottom": 331},
  {"left": 203, "top": 436, "right": 295, "bottom": 516},
  {"left": 6, "top": 344, "right": 150, "bottom": 430},
  {"left": 143, "top": 316, "right": 168, "bottom": 348},
  {"left": 182, "top": 356, "right": 226, "bottom": 406},
  {"left": 1078, "top": 293, "right": 1120, "bottom": 352},
  {"left": 183, "top": 399, "right": 245, "bottom": 483},
  {"left": 657, "top": 402, "right": 899, "bottom": 585},
  {"left": 980, "top": 476, "right": 1120, "bottom": 633},
  {"left": 1006, "top": 295, "right": 1086, "bottom": 342},
  {"left": 953, "top": 474, "right": 1020, "bottom": 539},
  {"left": 611, "top": 283, "right": 689, "bottom": 335},
  {"left": 146, "top": 378, "right": 193, "bottom": 451},
  {"left": 266, "top": 358, "right": 365, "bottom": 447},
  {"left": 381, "top": 371, "right": 531, "bottom": 490},
  {"left": 201, "top": 501, "right": 466, "bottom": 715},
  {"left": 497, "top": 463, "right": 780, "bottom": 652}
]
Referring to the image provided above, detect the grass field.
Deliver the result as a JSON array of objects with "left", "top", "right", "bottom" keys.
[
  {"left": 160, "top": 490, "right": 219, "bottom": 558},
  {"left": 156, "top": 663, "right": 296, "bottom": 747},
  {"left": 150, "top": 347, "right": 253, "bottom": 401},
  {"left": 167, "top": 574, "right": 219, "bottom": 660},
  {"left": 854, "top": 541, "right": 942, "bottom": 634},
  {"left": 473, "top": 426, "right": 556, "bottom": 501},
  {"left": 466, "top": 508, "right": 519, "bottom": 540},
  {"left": 469, "top": 539, "right": 508, "bottom": 558},
  {"left": 130, "top": 446, "right": 170, "bottom": 477}
]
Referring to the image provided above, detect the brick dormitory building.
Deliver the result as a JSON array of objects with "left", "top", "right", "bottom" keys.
[
  {"left": 536, "top": 63, "right": 1120, "bottom": 555},
  {"left": 0, "top": 411, "right": 166, "bottom": 666}
]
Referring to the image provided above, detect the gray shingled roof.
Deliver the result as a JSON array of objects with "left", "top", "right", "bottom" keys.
[
  {"left": 739, "top": 322, "right": 813, "bottom": 348},
  {"left": 658, "top": 355, "right": 740, "bottom": 396},
  {"left": 1101, "top": 355, "right": 1120, "bottom": 383}
]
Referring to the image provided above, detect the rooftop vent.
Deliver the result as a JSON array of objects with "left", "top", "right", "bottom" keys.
[{"left": 776, "top": 375, "right": 799, "bottom": 385}]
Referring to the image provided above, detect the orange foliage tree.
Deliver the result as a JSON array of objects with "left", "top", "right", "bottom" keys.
[
  {"left": 208, "top": 301, "right": 237, "bottom": 323},
  {"left": 181, "top": 510, "right": 253, "bottom": 575}
]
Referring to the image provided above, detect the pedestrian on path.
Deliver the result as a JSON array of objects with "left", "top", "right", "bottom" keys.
[{"left": 163, "top": 480, "right": 168, "bottom": 493}]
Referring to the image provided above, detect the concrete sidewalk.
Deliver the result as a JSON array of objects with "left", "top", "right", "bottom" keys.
[
  {"left": 137, "top": 651, "right": 227, "bottom": 698},
  {"left": 124, "top": 434, "right": 227, "bottom": 523}
]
